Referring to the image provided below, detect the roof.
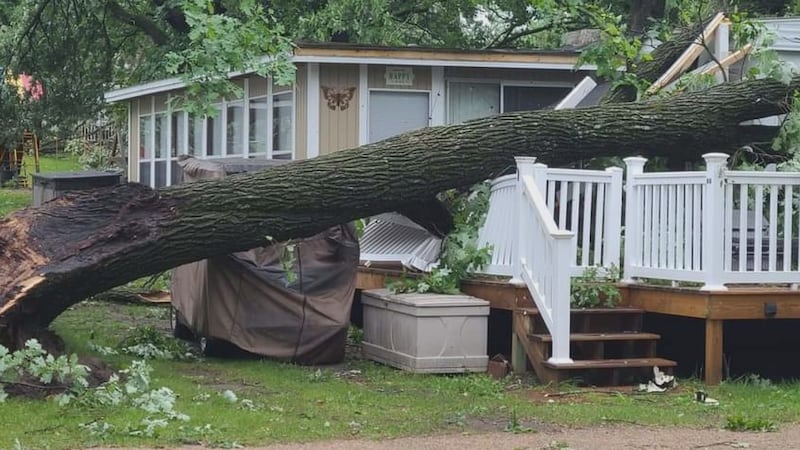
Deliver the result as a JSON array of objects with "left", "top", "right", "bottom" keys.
[
  {"left": 759, "top": 17, "right": 800, "bottom": 52},
  {"left": 105, "top": 42, "right": 594, "bottom": 103}
]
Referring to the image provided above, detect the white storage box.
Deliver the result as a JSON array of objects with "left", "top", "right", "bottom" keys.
[{"left": 361, "top": 289, "right": 490, "bottom": 373}]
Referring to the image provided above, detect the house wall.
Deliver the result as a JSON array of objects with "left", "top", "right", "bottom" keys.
[
  {"left": 122, "top": 63, "right": 592, "bottom": 184},
  {"left": 129, "top": 99, "right": 139, "bottom": 182},
  {"left": 319, "top": 64, "right": 359, "bottom": 155},
  {"left": 294, "top": 63, "right": 307, "bottom": 160},
  {"left": 250, "top": 76, "right": 268, "bottom": 97},
  {"left": 368, "top": 65, "right": 431, "bottom": 90}
]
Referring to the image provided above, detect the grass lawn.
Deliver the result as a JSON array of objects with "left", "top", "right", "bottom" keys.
[
  {"left": 0, "top": 299, "right": 797, "bottom": 449},
  {"left": 0, "top": 153, "right": 81, "bottom": 216}
]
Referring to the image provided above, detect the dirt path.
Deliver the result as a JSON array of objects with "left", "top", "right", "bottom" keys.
[
  {"left": 95, "top": 424, "right": 800, "bottom": 449},
  {"left": 256, "top": 424, "right": 800, "bottom": 449}
]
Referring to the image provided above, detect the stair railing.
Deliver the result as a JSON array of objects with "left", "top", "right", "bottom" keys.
[{"left": 513, "top": 157, "right": 575, "bottom": 363}]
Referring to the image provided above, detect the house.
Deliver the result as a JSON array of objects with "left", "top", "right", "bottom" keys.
[{"left": 104, "top": 42, "right": 597, "bottom": 188}]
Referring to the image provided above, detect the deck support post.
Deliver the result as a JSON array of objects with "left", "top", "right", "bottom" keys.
[
  {"left": 705, "top": 318, "right": 724, "bottom": 385},
  {"left": 511, "top": 332, "right": 528, "bottom": 373}
]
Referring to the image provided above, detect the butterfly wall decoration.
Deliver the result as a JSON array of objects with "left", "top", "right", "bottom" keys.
[{"left": 321, "top": 86, "right": 356, "bottom": 111}]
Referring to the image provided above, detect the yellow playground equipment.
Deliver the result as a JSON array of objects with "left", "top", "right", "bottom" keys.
[{"left": 0, "top": 132, "right": 40, "bottom": 188}]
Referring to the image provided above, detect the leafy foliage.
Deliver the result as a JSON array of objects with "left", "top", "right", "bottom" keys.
[
  {"left": 64, "top": 138, "right": 120, "bottom": 171},
  {"left": 578, "top": 10, "right": 654, "bottom": 98},
  {"left": 79, "top": 360, "right": 189, "bottom": 438},
  {"left": 0, "top": 339, "right": 90, "bottom": 403},
  {"left": 724, "top": 414, "right": 778, "bottom": 432},
  {"left": 570, "top": 264, "right": 621, "bottom": 308},
  {"left": 387, "top": 182, "right": 492, "bottom": 294},
  {"left": 164, "top": 0, "right": 295, "bottom": 116},
  {"left": 115, "top": 325, "right": 196, "bottom": 361}
]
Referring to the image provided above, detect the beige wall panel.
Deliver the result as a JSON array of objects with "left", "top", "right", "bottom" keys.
[
  {"left": 129, "top": 100, "right": 139, "bottom": 182},
  {"left": 154, "top": 94, "right": 168, "bottom": 113},
  {"left": 368, "top": 65, "right": 431, "bottom": 90},
  {"left": 294, "top": 64, "right": 307, "bottom": 160},
  {"left": 319, "top": 64, "right": 359, "bottom": 155},
  {"left": 445, "top": 67, "right": 590, "bottom": 84},
  {"left": 249, "top": 76, "right": 268, "bottom": 97}
]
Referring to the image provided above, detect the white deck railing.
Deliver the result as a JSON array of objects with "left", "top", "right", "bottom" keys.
[
  {"left": 624, "top": 153, "right": 800, "bottom": 290},
  {"left": 477, "top": 174, "right": 517, "bottom": 275},
  {"left": 514, "top": 157, "right": 574, "bottom": 363},
  {"left": 478, "top": 164, "right": 623, "bottom": 277}
]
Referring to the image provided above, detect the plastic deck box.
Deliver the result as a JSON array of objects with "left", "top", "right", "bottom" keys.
[{"left": 361, "top": 289, "right": 489, "bottom": 373}]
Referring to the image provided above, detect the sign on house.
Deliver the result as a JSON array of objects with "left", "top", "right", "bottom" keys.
[{"left": 384, "top": 67, "right": 414, "bottom": 86}]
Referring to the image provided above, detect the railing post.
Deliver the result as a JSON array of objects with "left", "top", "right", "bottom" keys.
[
  {"left": 604, "top": 167, "right": 624, "bottom": 269},
  {"left": 701, "top": 153, "right": 729, "bottom": 291},
  {"left": 549, "top": 235, "right": 574, "bottom": 364},
  {"left": 511, "top": 157, "right": 537, "bottom": 285},
  {"left": 622, "top": 157, "right": 647, "bottom": 283},
  {"left": 532, "top": 162, "right": 548, "bottom": 196}
]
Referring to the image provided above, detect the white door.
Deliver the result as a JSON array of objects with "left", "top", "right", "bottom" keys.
[{"left": 368, "top": 91, "right": 430, "bottom": 143}]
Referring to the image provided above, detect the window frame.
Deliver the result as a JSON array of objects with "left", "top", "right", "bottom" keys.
[
  {"left": 445, "top": 78, "right": 576, "bottom": 124},
  {"left": 136, "top": 76, "right": 296, "bottom": 187}
]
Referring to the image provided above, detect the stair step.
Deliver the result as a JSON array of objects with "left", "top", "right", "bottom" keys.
[
  {"left": 543, "top": 357, "right": 677, "bottom": 370},
  {"left": 517, "top": 307, "right": 644, "bottom": 316},
  {"left": 530, "top": 332, "right": 660, "bottom": 343}
]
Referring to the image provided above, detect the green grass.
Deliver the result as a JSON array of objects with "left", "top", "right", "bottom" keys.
[
  {"left": 25, "top": 152, "right": 83, "bottom": 185},
  {"left": 0, "top": 154, "right": 81, "bottom": 216},
  {"left": 1, "top": 301, "right": 799, "bottom": 449},
  {"left": 0, "top": 189, "right": 30, "bottom": 216}
]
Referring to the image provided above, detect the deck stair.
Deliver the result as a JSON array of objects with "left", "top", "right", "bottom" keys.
[{"left": 514, "top": 306, "right": 676, "bottom": 385}]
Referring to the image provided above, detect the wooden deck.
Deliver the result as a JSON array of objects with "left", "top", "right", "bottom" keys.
[
  {"left": 619, "top": 284, "right": 800, "bottom": 385},
  {"left": 358, "top": 267, "right": 800, "bottom": 386}
]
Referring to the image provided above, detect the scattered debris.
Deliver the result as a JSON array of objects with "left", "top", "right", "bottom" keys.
[
  {"left": 695, "top": 390, "right": 720, "bottom": 406},
  {"left": 637, "top": 366, "right": 676, "bottom": 392},
  {"left": 487, "top": 354, "right": 510, "bottom": 380}
]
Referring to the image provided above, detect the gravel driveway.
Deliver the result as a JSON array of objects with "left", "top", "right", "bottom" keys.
[{"left": 258, "top": 424, "right": 800, "bottom": 449}]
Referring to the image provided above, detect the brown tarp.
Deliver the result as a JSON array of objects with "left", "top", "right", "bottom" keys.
[{"left": 170, "top": 157, "right": 359, "bottom": 364}]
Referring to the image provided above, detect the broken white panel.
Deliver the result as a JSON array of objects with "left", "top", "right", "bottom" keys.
[
  {"left": 359, "top": 213, "right": 442, "bottom": 272},
  {"left": 554, "top": 76, "right": 597, "bottom": 110}
]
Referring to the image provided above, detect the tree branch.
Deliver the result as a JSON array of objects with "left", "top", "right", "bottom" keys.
[
  {"left": 105, "top": 0, "right": 170, "bottom": 46},
  {"left": 152, "top": 0, "right": 190, "bottom": 34}
]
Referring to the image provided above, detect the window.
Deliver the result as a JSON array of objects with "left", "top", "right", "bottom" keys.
[
  {"left": 447, "top": 81, "right": 573, "bottom": 124},
  {"left": 249, "top": 89, "right": 294, "bottom": 159},
  {"left": 503, "top": 86, "right": 572, "bottom": 112},
  {"left": 135, "top": 79, "right": 294, "bottom": 188},
  {"left": 206, "top": 105, "right": 223, "bottom": 157},
  {"left": 155, "top": 113, "right": 168, "bottom": 159},
  {"left": 139, "top": 115, "right": 152, "bottom": 159},
  {"left": 188, "top": 115, "right": 203, "bottom": 156},
  {"left": 171, "top": 111, "right": 186, "bottom": 157},
  {"left": 226, "top": 102, "right": 244, "bottom": 155},
  {"left": 272, "top": 91, "right": 293, "bottom": 159},
  {"left": 448, "top": 82, "right": 499, "bottom": 124},
  {"left": 249, "top": 97, "right": 268, "bottom": 156}
]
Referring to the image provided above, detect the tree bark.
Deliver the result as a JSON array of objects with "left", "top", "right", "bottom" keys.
[{"left": 0, "top": 76, "right": 795, "bottom": 348}]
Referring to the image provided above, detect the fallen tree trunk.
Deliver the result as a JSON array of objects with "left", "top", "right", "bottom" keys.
[{"left": 0, "top": 76, "right": 795, "bottom": 348}]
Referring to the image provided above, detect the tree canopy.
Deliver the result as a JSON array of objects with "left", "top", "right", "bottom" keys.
[{"left": 0, "top": 0, "right": 795, "bottom": 145}]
